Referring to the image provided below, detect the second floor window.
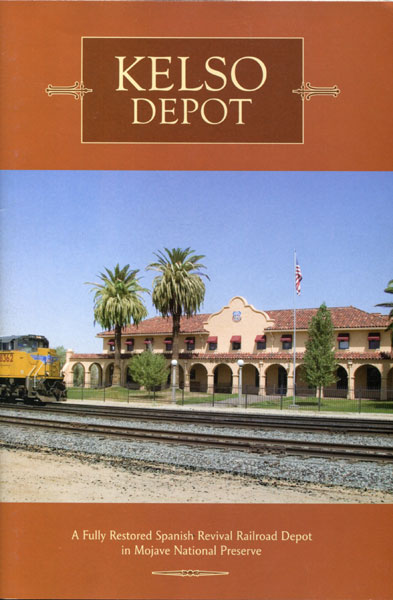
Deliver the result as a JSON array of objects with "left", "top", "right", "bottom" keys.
[
  {"left": 368, "top": 333, "right": 380, "bottom": 350},
  {"left": 125, "top": 338, "right": 134, "bottom": 351},
  {"left": 144, "top": 338, "right": 153, "bottom": 351},
  {"left": 337, "top": 333, "right": 349, "bottom": 350},
  {"left": 164, "top": 338, "right": 173, "bottom": 351},
  {"left": 255, "top": 335, "right": 266, "bottom": 350},
  {"left": 207, "top": 336, "right": 217, "bottom": 351},
  {"left": 185, "top": 337, "right": 195, "bottom": 351},
  {"left": 230, "top": 335, "right": 241, "bottom": 351},
  {"left": 281, "top": 335, "right": 292, "bottom": 350},
  {"left": 108, "top": 339, "right": 115, "bottom": 352}
]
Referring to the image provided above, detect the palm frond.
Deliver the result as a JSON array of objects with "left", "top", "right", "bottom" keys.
[
  {"left": 147, "top": 247, "right": 208, "bottom": 318},
  {"left": 86, "top": 264, "right": 148, "bottom": 330},
  {"left": 376, "top": 279, "right": 393, "bottom": 341}
]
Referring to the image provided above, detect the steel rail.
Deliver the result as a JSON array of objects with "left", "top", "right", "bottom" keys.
[
  {"left": 1, "top": 414, "right": 393, "bottom": 463},
  {"left": 2, "top": 402, "right": 393, "bottom": 435}
]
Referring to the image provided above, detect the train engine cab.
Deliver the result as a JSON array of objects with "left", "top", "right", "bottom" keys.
[{"left": 0, "top": 335, "right": 66, "bottom": 404}]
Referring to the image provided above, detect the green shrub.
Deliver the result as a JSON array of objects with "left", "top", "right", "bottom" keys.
[{"left": 128, "top": 352, "right": 169, "bottom": 391}]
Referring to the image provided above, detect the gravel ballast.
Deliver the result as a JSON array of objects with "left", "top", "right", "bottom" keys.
[
  {"left": 2, "top": 406, "right": 393, "bottom": 447},
  {"left": 1, "top": 409, "right": 392, "bottom": 498},
  {"left": 3, "top": 445, "right": 392, "bottom": 503}
]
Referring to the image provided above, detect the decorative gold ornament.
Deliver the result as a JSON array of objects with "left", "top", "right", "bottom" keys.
[
  {"left": 45, "top": 81, "right": 92, "bottom": 100},
  {"left": 152, "top": 570, "right": 229, "bottom": 577},
  {"left": 293, "top": 82, "right": 340, "bottom": 101}
]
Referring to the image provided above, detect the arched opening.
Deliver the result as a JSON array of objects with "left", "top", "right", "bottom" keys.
[
  {"left": 294, "top": 365, "right": 315, "bottom": 396},
  {"left": 189, "top": 363, "right": 208, "bottom": 392},
  {"left": 72, "top": 363, "right": 85, "bottom": 387},
  {"left": 104, "top": 363, "right": 114, "bottom": 386},
  {"left": 387, "top": 368, "right": 393, "bottom": 400},
  {"left": 89, "top": 363, "right": 102, "bottom": 388},
  {"left": 213, "top": 364, "right": 233, "bottom": 393},
  {"left": 178, "top": 364, "right": 185, "bottom": 389},
  {"left": 242, "top": 364, "right": 259, "bottom": 393},
  {"left": 336, "top": 366, "right": 348, "bottom": 389},
  {"left": 126, "top": 367, "right": 140, "bottom": 389},
  {"left": 323, "top": 366, "right": 348, "bottom": 398},
  {"left": 265, "top": 364, "right": 287, "bottom": 395},
  {"left": 355, "top": 364, "right": 381, "bottom": 399}
]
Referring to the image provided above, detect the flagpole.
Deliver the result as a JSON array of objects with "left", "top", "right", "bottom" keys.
[{"left": 292, "top": 250, "right": 297, "bottom": 407}]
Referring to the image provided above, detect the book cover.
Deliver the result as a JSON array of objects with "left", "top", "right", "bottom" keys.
[{"left": 0, "top": 2, "right": 392, "bottom": 599}]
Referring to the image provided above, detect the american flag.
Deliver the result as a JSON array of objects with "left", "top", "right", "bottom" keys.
[{"left": 295, "top": 259, "right": 303, "bottom": 295}]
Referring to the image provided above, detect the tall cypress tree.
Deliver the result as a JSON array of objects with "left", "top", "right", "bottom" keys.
[
  {"left": 376, "top": 278, "right": 393, "bottom": 343},
  {"left": 302, "top": 303, "right": 337, "bottom": 401}
]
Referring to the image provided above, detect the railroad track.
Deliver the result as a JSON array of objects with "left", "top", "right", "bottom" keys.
[
  {"left": 2, "top": 402, "right": 393, "bottom": 435},
  {"left": 1, "top": 413, "right": 393, "bottom": 463}
]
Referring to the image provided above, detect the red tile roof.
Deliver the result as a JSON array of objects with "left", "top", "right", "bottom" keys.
[
  {"left": 71, "top": 353, "right": 108, "bottom": 359},
  {"left": 335, "top": 351, "right": 393, "bottom": 361},
  {"left": 98, "top": 306, "right": 389, "bottom": 337},
  {"left": 98, "top": 314, "right": 210, "bottom": 337},
  {"left": 265, "top": 306, "right": 389, "bottom": 330}
]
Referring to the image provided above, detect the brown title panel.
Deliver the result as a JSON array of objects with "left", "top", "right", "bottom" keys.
[{"left": 82, "top": 37, "right": 303, "bottom": 144}]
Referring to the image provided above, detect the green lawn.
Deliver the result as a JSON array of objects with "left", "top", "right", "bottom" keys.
[
  {"left": 177, "top": 392, "right": 393, "bottom": 413},
  {"left": 66, "top": 387, "right": 393, "bottom": 413},
  {"left": 66, "top": 386, "right": 173, "bottom": 402},
  {"left": 248, "top": 396, "right": 393, "bottom": 414},
  {"left": 176, "top": 393, "right": 239, "bottom": 406}
]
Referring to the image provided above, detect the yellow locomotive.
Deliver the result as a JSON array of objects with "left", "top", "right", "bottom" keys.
[{"left": 0, "top": 335, "right": 66, "bottom": 403}]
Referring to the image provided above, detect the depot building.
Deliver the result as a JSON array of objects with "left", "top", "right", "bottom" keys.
[{"left": 63, "top": 296, "right": 393, "bottom": 400}]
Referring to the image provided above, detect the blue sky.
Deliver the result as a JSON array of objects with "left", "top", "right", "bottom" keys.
[{"left": 1, "top": 170, "right": 392, "bottom": 352}]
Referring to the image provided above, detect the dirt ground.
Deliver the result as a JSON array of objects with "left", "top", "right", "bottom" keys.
[{"left": 1, "top": 446, "right": 392, "bottom": 503}]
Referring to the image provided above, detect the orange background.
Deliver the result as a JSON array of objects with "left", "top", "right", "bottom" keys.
[
  {"left": 1, "top": 1, "right": 393, "bottom": 170},
  {"left": 1, "top": 503, "right": 392, "bottom": 599},
  {"left": 1, "top": 3, "right": 392, "bottom": 598}
]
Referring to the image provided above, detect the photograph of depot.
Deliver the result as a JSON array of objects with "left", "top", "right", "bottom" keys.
[{"left": 1, "top": 170, "right": 392, "bottom": 503}]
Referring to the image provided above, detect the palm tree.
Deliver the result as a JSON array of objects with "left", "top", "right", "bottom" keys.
[
  {"left": 147, "top": 248, "right": 209, "bottom": 361},
  {"left": 376, "top": 279, "right": 393, "bottom": 343},
  {"left": 87, "top": 264, "right": 148, "bottom": 386}
]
